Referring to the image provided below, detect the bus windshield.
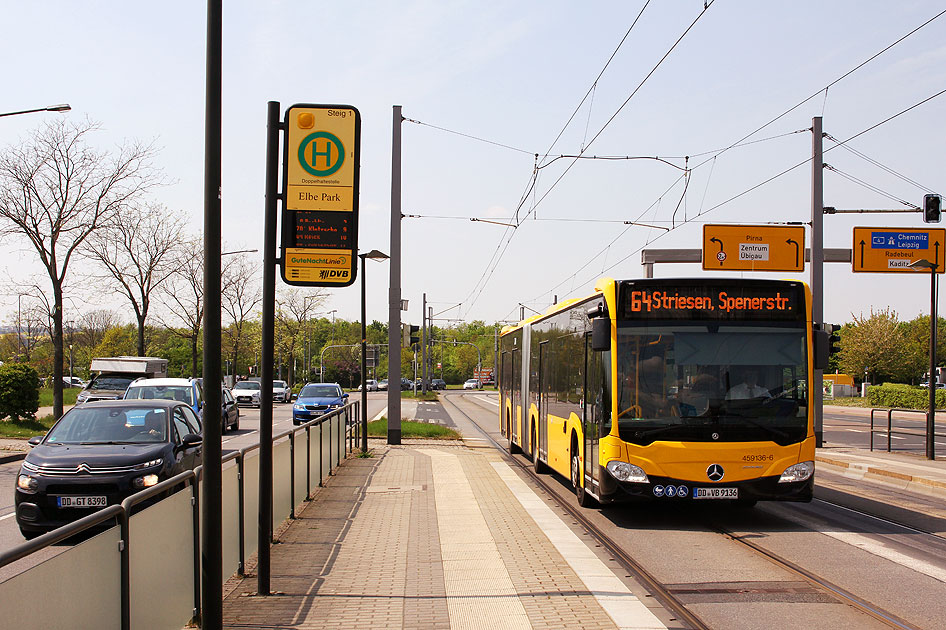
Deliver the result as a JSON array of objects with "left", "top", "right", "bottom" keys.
[{"left": 616, "top": 324, "right": 808, "bottom": 446}]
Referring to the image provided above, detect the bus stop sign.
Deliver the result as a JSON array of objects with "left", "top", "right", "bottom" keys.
[{"left": 280, "top": 104, "right": 361, "bottom": 287}]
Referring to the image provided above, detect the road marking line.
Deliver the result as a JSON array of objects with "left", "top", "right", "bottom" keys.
[
  {"left": 0, "top": 512, "right": 16, "bottom": 521},
  {"left": 372, "top": 407, "right": 386, "bottom": 421},
  {"left": 777, "top": 510, "right": 946, "bottom": 583}
]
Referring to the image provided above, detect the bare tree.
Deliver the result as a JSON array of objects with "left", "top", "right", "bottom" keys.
[
  {"left": 275, "top": 287, "right": 327, "bottom": 385},
  {"left": 85, "top": 203, "right": 183, "bottom": 356},
  {"left": 222, "top": 251, "right": 262, "bottom": 380},
  {"left": 160, "top": 238, "right": 203, "bottom": 377},
  {"left": 79, "top": 309, "right": 122, "bottom": 352},
  {"left": 0, "top": 119, "right": 157, "bottom": 417}
]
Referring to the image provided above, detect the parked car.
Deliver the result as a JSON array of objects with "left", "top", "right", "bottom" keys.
[
  {"left": 356, "top": 379, "right": 378, "bottom": 392},
  {"left": 232, "top": 380, "right": 261, "bottom": 407},
  {"left": 124, "top": 378, "right": 205, "bottom": 422},
  {"left": 62, "top": 376, "right": 85, "bottom": 388},
  {"left": 14, "top": 399, "right": 203, "bottom": 539},
  {"left": 272, "top": 380, "right": 291, "bottom": 403},
  {"left": 293, "top": 383, "right": 349, "bottom": 425},
  {"left": 400, "top": 378, "right": 413, "bottom": 391},
  {"left": 221, "top": 387, "right": 240, "bottom": 433},
  {"left": 463, "top": 378, "right": 482, "bottom": 390},
  {"left": 378, "top": 379, "right": 388, "bottom": 391},
  {"left": 430, "top": 378, "right": 447, "bottom": 390}
]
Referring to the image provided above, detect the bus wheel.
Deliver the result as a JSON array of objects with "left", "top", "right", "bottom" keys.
[
  {"left": 571, "top": 449, "right": 595, "bottom": 508},
  {"left": 532, "top": 425, "right": 547, "bottom": 474}
]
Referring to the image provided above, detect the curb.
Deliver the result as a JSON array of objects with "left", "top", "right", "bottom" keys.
[
  {"left": 815, "top": 454, "right": 946, "bottom": 497},
  {"left": 0, "top": 451, "right": 27, "bottom": 464}
]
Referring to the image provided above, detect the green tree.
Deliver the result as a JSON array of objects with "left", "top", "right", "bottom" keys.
[{"left": 838, "top": 308, "right": 913, "bottom": 384}]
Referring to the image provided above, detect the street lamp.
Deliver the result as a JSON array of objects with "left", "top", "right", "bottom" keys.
[
  {"left": 360, "top": 249, "right": 389, "bottom": 452},
  {"left": 910, "top": 257, "right": 939, "bottom": 460},
  {"left": 0, "top": 103, "right": 71, "bottom": 118}
]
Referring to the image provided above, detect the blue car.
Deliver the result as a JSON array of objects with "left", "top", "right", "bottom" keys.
[{"left": 293, "top": 383, "right": 349, "bottom": 425}]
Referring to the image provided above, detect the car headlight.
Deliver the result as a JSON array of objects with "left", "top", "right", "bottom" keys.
[
  {"left": 294, "top": 404, "right": 305, "bottom": 411},
  {"left": 778, "top": 461, "right": 814, "bottom": 483},
  {"left": 606, "top": 461, "right": 649, "bottom": 483},
  {"left": 133, "top": 458, "right": 163, "bottom": 471},
  {"left": 17, "top": 474, "right": 39, "bottom": 494},
  {"left": 132, "top": 474, "right": 160, "bottom": 489}
]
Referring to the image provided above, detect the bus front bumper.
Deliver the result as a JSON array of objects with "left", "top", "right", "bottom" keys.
[{"left": 606, "top": 473, "right": 813, "bottom": 503}]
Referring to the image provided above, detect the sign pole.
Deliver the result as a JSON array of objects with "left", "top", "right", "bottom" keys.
[{"left": 258, "top": 100, "right": 280, "bottom": 595}]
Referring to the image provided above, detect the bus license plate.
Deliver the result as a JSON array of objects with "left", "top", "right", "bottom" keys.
[
  {"left": 57, "top": 496, "right": 107, "bottom": 508},
  {"left": 693, "top": 487, "right": 738, "bottom": 499}
]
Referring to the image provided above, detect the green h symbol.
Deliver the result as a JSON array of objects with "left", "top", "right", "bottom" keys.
[{"left": 311, "top": 140, "right": 333, "bottom": 169}]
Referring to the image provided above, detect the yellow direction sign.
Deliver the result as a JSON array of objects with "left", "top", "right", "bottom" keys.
[
  {"left": 281, "top": 104, "right": 361, "bottom": 287},
  {"left": 702, "top": 225, "right": 805, "bottom": 272},
  {"left": 852, "top": 227, "right": 946, "bottom": 273}
]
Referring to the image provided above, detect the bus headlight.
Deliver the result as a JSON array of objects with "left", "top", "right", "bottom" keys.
[
  {"left": 778, "top": 461, "right": 814, "bottom": 483},
  {"left": 606, "top": 461, "right": 649, "bottom": 483}
]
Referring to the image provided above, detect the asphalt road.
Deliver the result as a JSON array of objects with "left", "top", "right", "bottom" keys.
[{"left": 0, "top": 393, "right": 390, "bottom": 578}]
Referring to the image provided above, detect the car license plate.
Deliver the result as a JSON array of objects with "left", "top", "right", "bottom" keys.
[
  {"left": 57, "top": 496, "right": 107, "bottom": 508},
  {"left": 693, "top": 487, "right": 738, "bottom": 499}
]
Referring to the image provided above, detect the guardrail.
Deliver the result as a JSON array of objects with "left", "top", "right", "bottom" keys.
[
  {"left": 869, "top": 407, "right": 946, "bottom": 452},
  {"left": 0, "top": 401, "right": 360, "bottom": 630}
]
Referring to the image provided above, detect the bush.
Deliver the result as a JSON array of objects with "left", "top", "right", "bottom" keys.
[
  {"left": 866, "top": 383, "right": 946, "bottom": 409},
  {"left": 0, "top": 363, "right": 40, "bottom": 421}
]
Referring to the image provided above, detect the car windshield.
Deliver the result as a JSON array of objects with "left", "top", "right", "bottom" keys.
[
  {"left": 300, "top": 385, "right": 341, "bottom": 398},
  {"left": 274, "top": 381, "right": 287, "bottom": 389},
  {"left": 88, "top": 376, "right": 136, "bottom": 391},
  {"left": 234, "top": 382, "right": 260, "bottom": 390},
  {"left": 45, "top": 407, "right": 169, "bottom": 444},
  {"left": 125, "top": 385, "right": 194, "bottom": 406},
  {"left": 614, "top": 324, "right": 808, "bottom": 446}
]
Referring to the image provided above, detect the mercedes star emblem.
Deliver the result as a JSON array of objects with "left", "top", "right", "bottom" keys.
[{"left": 706, "top": 464, "right": 725, "bottom": 481}]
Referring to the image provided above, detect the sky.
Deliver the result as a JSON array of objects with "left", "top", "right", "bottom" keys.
[{"left": 1, "top": 1, "right": 945, "bottom": 333}]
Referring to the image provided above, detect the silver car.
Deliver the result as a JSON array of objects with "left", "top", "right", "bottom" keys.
[
  {"left": 272, "top": 380, "right": 291, "bottom": 403},
  {"left": 232, "top": 381, "right": 261, "bottom": 407}
]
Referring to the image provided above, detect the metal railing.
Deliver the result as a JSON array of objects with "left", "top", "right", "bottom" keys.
[
  {"left": 0, "top": 401, "right": 360, "bottom": 630},
  {"left": 869, "top": 407, "right": 946, "bottom": 452}
]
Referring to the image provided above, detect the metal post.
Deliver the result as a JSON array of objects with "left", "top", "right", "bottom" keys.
[
  {"left": 422, "top": 293, "right": 428, "bottom": 394},
  {"left": 928, "top": 265, "right": 937, "bottom": 460},
  {"left": 258, "top": 100, "right": 280, "bottom": 595},
  {"left": 361, "top": 254, "right": 369, "bottom": 452},
  {"left": 388, "top": 106, "right": 403, "bottom": 444},
  {"left": 201, "top": 0, "right": 223, "bottom": 626},
  {"left": 811, "top": 116, "right": 825, "bottom": 448}
]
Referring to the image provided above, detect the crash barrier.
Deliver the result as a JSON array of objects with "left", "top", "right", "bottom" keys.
[
  {"left": 0, "top": 402, "right": 360, "bottom": 630},
  {"left": 869, "top": 407, "right": 946, "bottom": 452}
]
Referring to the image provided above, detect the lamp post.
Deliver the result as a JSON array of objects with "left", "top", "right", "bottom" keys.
[
  {"left": 360, "top": 250, "right": 389, "bottom": 451},
  {"left": 910, "top": 257, "right": 939, "bottom": 460},
  {"left": 0, "top": 103, "right": 71, "bottom": 118},
  {"left": 69, "top": 344, "right": 73, "bottom": 382}
]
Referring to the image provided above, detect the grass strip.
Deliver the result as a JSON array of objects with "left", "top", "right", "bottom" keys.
[
  {"left": 0, "top": 415, "right": 57, "bottom": 439},
  {"left": 367, "top": 417, "right": 460, "bottom": 439}
]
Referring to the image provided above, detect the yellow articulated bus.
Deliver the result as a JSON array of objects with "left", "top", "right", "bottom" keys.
[{"left": 500, "top": 277, "right": 825, "bottom": 507}]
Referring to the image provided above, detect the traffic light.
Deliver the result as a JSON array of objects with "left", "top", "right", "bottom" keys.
[
  {"left": 401, "top": 324, "right": 420, "bottom": 347},
  {"left": 923, "top": 194, "right": 941, "bottom": 223},
  {"left": 814, "top": 323, "right": 841, "bottom": 370}
]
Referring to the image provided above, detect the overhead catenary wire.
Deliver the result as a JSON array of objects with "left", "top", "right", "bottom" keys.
[
  {"left": 459, "top": 1, "right": 715, "bottom": 318},
  {"left": 527, "top": 86, "right": 946, "bottom": 309}
]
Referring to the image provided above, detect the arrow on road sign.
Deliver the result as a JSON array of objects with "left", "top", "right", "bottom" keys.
[
  {"left": 710, "top": 237, "right": 724, "bottom": 266},
  {"left": 786, "top": 238, "right": 800, "bottom": 267}
]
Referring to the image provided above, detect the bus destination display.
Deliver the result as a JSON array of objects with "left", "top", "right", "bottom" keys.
[{"left": 620, "top": 282, "right": 805, "bottom": 321}]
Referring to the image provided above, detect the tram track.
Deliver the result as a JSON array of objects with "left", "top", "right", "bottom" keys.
[{"left": 445, "top": 392, "right": 930, "bottom": 630}]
